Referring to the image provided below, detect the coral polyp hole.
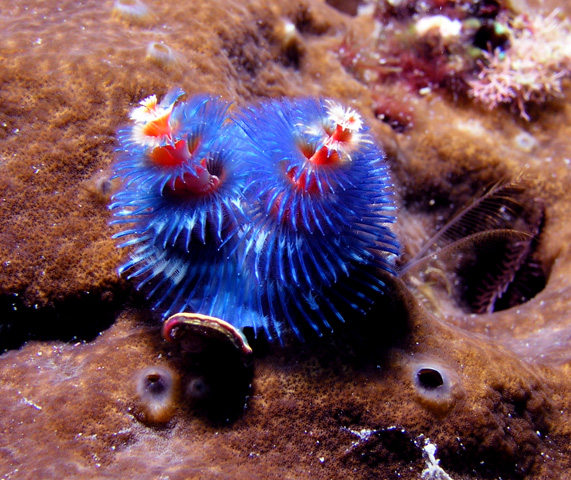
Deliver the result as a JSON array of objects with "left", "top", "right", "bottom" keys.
[
  {"left": 472, "top": 21, "right": 509, "bottom": 52},
  {"left": 112, "top": 0, "right": 153, "bottom": 24},
  {"left": 411, "top": 361, "right": 464, "bottom": 413},
  {"left": 417, "top": 368, "right": 444, "bottom": 389},
  {"left": 134, "top": 366, "right": 179, "bottom": 425},
  {"left": 186, "top": 376, "right": 211, "bottom": 402},
  {"left": 145, "top": 372, "right": 167, "bottom": 394},
  {"left": 146, "top": 42, "right": 180, "bottom": 69}
]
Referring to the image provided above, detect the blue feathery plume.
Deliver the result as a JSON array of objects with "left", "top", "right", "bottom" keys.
[
  {"left": 234, "top": 97, "right": 399, "bottom": 338},
  {"left": 110, "top": 91, "right": 400, "bottom": 343},
  {"left": 110, "top": 91, "right": 254, "bottom": 323}
]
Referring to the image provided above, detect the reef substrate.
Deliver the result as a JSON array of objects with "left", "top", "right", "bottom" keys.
[{"left": 1, "top": 0, "right": 571, "bottom": 478}]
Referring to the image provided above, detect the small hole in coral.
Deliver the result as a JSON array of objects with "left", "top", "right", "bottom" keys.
[
  {"left": 411, "top": 361, "right": 462, "bottom": 412},
  {"left": 472, "top": 21, "right": 509, "bottom": 52},
  {"left": 138, "top": 367, "right": 175, "bottom": 398},
  {"left": 145, "top": 372, "right": 167, "bottom": 394},
  {"left": 146, "top": 42, "right": 179, "bottom": 69},
  {"left": 417, "top": 368, "right": 444, "bottom": 389},
  {"left": 280, "top": 43, "right": 303, "bottom": 70},
  {"left": 135, "top": 366, "right": 178, "bottom": 424},
  {"left": 186, "top": 377, "right": 210, "bottom": 401}
]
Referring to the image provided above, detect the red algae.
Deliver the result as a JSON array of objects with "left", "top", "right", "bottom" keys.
[{"left": 2, "top": 0, "right": 571, "bottom": 478}]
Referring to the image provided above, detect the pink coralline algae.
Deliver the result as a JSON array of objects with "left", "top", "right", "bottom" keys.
[
  {"left": 469, "top": 10, "right": 571, "bottom": 120},
  {"left": 337, "top": 2, "right": 571, "bottom": 122}
]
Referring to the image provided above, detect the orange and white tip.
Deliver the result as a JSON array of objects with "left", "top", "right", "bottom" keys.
[
  {"left": 130, "top": 94, "right": 177, "bottom": 148},
  {"left": 325, "top": 100, "right": 364, "bottom": 133}
]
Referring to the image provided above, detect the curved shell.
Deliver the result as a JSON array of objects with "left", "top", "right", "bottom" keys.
[{"left": 162, "top": 312, "right": 253, "bottom": 356}]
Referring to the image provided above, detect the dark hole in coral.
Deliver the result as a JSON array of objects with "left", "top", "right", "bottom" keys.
[
  {"left": 144, "top": 372, "right": 168, "bottom": 395},
  {"left": 513, "top": 397, "right": 528, "bottom": 418},
  {"left": 168, "top": 326, "right": 253, "bottom": 425},
  {"left": 135, "top": 366, "right": 177, "bottom": 425},
  {"left": 457, "top": 220, "right": 548, "bottom": 314},
  {"left": 137, "top": 366, "right": 176, "bottom": 401},
  {"left": 472, "top": 21, "right": 510, "bottom": 52},
  {"left": 401, "top": 178, "right": 549, "bottom": 314},
  {"left": 0, "top": 286, "right": 129, "bottom": 352},
  {"left": 417, "top": 368, "right": 444, "bottom": 389},
  {"left": 279, "top": 42, "right": 303, "bottom": 70}
]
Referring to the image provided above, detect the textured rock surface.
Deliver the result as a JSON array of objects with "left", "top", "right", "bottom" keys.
[{"left": 1, "top": 0, "right": 571, "bottom": 478}]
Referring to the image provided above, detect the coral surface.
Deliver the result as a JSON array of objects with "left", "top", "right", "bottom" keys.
[{"left": 1, "top": 0, "right": 571, "bottom": 478}]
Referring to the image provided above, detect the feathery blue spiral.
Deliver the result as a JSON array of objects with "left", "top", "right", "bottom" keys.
[
  {"left": 110, "top": 91, "right": 400, "bottom": 342},
  {"left": 234, "top": 97, "right": 399, "bottom": 338}
]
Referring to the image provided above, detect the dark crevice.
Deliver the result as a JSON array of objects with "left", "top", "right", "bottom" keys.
[
  {"left": 455, "top": 197, "right": 547, "bottom": 314},
  {"left": 417, "top": 368, "right": 444, "bottom": 389},
  {"left": 401, "top": 177, "right": 550, "bottom": 314},
  {"left": 341, "top": 426, "right": 423, "bottom": 471},
  {"left": 292, "top": 6, "right": 331, "bottom": 36},
  {"left": 0, "top": 283, "right": 132, "bottom": 352},
  {"left": 277, "top": 42, "right": 303, "bottom": 70}
]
